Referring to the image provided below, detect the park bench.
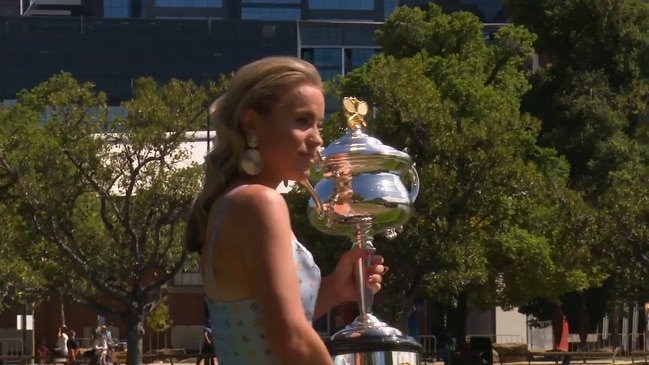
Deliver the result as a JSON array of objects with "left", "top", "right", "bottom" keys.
[
  {"left": 113, "top": 348, "right": 191, "bottom": 365},
  {"left": 630, "top": 351, "right": 649, "bottom": 364},
  {"left": 524, "top": 350, "right": 616, "bottom": 365}
]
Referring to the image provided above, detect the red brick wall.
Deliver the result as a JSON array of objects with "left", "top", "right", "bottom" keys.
[{"left": 0, "top": 290, "right": 206, "bottom": 352}]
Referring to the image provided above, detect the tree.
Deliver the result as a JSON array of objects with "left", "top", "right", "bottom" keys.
[
  {"left": 318, "top": 4, "right": 604, "bottom": 343},
  {"left": 505, "top": 0, "right": 649, "bottom": 346},
  {"left": 0, "top": 72, "right": 226, "bottom": 365},
  {"left": 146, "top": 295, "right": 173, "bottom": 349}
]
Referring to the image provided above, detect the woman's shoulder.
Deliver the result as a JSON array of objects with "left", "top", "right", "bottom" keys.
[{"left": 223, "top": 184, "right": 289, "bottom": 217}]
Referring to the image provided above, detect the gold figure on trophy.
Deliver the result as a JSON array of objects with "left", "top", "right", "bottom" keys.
[{"left": 342, "top": 97, "right": 369, "bottom": 130}]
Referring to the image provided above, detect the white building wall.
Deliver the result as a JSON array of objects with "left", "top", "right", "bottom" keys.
[
  {"left": 528, "top": 325, "right": 554, "bottom": 350},
  {"left": 465, "top": 307, "right": 530, "bottom": 345},
  {"left": 495, "top": 307, "right": 527, "bottom": 344}
]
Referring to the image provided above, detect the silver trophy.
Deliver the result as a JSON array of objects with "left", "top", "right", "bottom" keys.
[{"left": 301, "top": 97, "right": 422, "bottom": 365}]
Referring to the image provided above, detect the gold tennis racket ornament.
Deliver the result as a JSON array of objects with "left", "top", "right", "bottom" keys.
[{"left": 342, "top": 96, "right": 369, "bottom": 130}]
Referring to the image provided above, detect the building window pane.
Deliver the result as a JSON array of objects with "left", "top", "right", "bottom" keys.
[
  {"left": 344, "top": 48, "right": 379, "bottom": 72},
  {"left": 173, "top": 272, "right": 203, "bottom": 286},
  {"left": 242, "top": 7, "right": 301, "bottom": 20},
  {"left": 384, "top": 0, "right": 398, "bottom": 19},
  {"left": 313, "top": 48, "right": 341, "bottom": 67},
  {"left": 309, "top": 0, "right": 373, "bottom": 10},
  {"left": 462, "top": 0, "right": 503, "bottom": 22},
  {"left": 243, "top": 0, "right": 299, "bottom": 3},
  {"left": 104, "top": 0, "right": 130, "bottom": 18},
  {"left": 155, "top": 0, "right": 221, "bottom": 7}
]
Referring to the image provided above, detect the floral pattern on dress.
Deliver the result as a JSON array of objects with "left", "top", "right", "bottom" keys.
[{"left": 205, "top": 240, "right": 321, "bottom": 365}]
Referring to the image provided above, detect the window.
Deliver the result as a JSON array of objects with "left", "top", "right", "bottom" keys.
[
  {"left": 302, "top": 26, "right": 343, "bottom": 46},
  {"left": 302, "top": 48, "right": 342, "bottom": 81},
  {"left": 104, "top": 0, "right": 130, "bottom": 18},
  {"left": 462, "top": 0, "right": 502, "bottom": 22},
  {"left": 173, "top": 271, "right": 203, "bottom": 286},
  {"left": 155, "top": 0, "right": 221, "bottom": 7},
  {"left": 242, "top": 7, "right": 301, "bottom": 20},
  {"left": 309, "top": 0, "right": 373, "bottom": 10},
  {"left": 384, "top": 0, "right": 399, "bottom": 19},
  {"left": 243, "top": 0, "right": 300, "bottom": 3},
  {"left": 344, "top": 48, "right": 378, "bottom": 72},
  {"left": 313, "top": 48, "right": 341, "bottom": 67}
]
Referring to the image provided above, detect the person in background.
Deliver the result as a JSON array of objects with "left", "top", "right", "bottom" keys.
[
  {"left": 198, "top": 326, "right": 216, "bottom": 365},
  {"left": 183, "top": 56, "right": 388, "bottom": 365},
  {"left": 407, "top": 305, "right": 420, "bottom": 342},
  {"left": 55, "top": 326, "right": 69, "bottom": 358},
  {"left": 105, "top": 322, "right": 117, "bottom": 363},
  {"left": 66, "top": 330, "right": 80, "bottom": 365},
  {"left": 92, "top": 327, "right": 108, "bottom": 365},
  {"left": 37, "top": 338, "right": 50, "bottom": 365},
  {"left": 441, "top": 331, "right": 457, "bottom": 365}
]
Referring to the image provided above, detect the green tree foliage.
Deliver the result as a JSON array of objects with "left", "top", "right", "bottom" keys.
[
  {"left": 146, "top": 295, "right": 173, "bottom": 333},
  {"left": 506, "top": 0, "right": 649, "bottom": 309},
  {"left": 0, "top": 72, "right": 226, "bottom": 365},
  {"left": 292, "top": 5, "right": 606, "bottom": 340}
]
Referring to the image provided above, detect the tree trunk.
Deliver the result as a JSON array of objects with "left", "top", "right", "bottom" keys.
[
  {"left": 60, "top": 293, "right": 66, "bottom": 326},
  {"left": 455, "top": 290, "right": 468, "bottom": 351},
  {"left": 610, "top": 303, "right": 621, "bottom": 349},
  {"left": 126, "top": 311, "right": 145, "bottom": 365},
  {"left": 578, "top": 305, "right": 589, "bottom": 350},
  {"left": 551, "top": 304, "right": 564, "bottom": 350}
]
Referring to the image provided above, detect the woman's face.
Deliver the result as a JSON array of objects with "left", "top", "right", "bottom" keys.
[{"left": 246, "top": 82, "right": 325, "bottom": 183}]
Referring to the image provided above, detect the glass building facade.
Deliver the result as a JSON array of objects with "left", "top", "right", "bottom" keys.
[
  {"left": 403, "top": 0, "right": 507, "bottom": 23},
  {"left": 2, "top": 0, "right": 509, "bottom": 103},
  {"left": 142, "top": 0, "right": 400, "bottom": 21},
  {"left": 299, "top": 21, "right": 381, "bottom": 114},
  {"left": 0, "top": 17, "right": 299, "bottom": 102}
]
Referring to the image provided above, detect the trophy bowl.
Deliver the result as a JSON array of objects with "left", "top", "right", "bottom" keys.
[
  {"left": 306, "top": 172, "right": 416, "bottom": 237},
  {"left": 300, "top": 97, "right": 423, "bottom": 365}
]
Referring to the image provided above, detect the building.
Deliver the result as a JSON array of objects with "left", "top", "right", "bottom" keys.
[{"left": 2, "top": 0, "right": 508, "bottom": 104}]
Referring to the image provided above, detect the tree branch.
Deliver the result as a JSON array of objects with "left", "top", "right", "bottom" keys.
[
  {"left": 143, "top": 249, "right": 187, "bottom": 296},
  {"left": 70, "top": 295, "right": 127, "bottom": 319},
  {"left": 30, "top": 217, "right": 131, "bottom": 305},
  {"left": 60, "top": 149, "right": 125, "bottom": 226}
]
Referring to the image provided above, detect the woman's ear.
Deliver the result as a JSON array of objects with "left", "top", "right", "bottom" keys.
[{"left": 239, "top": 109, "right": 261, "bottom": 135}]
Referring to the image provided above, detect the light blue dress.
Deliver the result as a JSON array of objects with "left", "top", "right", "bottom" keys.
[{"left": 203, "top": 199, "right": 322, "bottom": 365}]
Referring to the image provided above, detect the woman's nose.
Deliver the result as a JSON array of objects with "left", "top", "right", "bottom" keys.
[{"left": 308, "top": 128, "right": 323, "bottom": 148}]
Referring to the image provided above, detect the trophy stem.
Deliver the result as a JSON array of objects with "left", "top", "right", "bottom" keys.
[{"left": 348, "top": 216, "right": 375, "bottom": 319}]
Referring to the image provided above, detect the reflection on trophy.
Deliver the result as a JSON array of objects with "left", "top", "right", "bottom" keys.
[{"left": 301, "top": 97, "right": 422, "bottom": 365}]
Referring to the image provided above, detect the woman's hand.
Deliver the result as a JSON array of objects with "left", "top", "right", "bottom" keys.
[
  {"left": 314, "top": 247, "right": 389, "bottom": 318},
  {"left": 327, "top": 247, "right": 388, "bottom": 304}
]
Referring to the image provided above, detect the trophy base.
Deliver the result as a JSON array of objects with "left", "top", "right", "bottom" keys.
[{"left": 327, "top": 314, "right": 423, "bottom": 365}]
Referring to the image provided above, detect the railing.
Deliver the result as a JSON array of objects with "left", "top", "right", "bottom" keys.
[
  {"left": 0, "top": 338, "right": 24, "bottom": 356},
  {"left": 76, "top": 337, "right": 93, "bottom": 349},
  {"left": 419, "top": 335, "right": 437, "bottom": 359},
  {"left": 567, "top": 333, "right": 648, "bottom": 354},
  {"left": 467, "top": 334, "right": 525, "bottom": 344}
]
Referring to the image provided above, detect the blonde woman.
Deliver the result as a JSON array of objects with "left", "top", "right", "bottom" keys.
[{"left": 184, "top": 56, "right": 388, "bottom": 365}]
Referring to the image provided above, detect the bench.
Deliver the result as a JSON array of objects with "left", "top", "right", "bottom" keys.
[
  {"left": 499, "top": 351, "right": 616, "bottom": 365},
  {"left": 113, "top": 349, "right": 204, "bottom": 365},
  {"left": 631, "top": 351, "right": 649, "bottom": 364}
]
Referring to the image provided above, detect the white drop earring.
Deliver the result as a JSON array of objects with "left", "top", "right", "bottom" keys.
[{"left": 240, "top": 134, "right": 263, "bottom": 175}]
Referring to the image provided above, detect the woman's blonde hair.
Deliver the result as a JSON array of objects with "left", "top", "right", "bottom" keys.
[{"left": 184, "top": 56, "right": 322, "bottom": 254}]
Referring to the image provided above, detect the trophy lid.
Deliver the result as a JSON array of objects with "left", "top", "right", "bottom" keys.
[{"left": 318, "top": 97, "right": 413, "bottom": 175}]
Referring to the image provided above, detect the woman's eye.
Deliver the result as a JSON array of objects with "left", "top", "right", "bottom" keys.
[{"left": 296, "top": 117, "right": 310, "bottom": 125}]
